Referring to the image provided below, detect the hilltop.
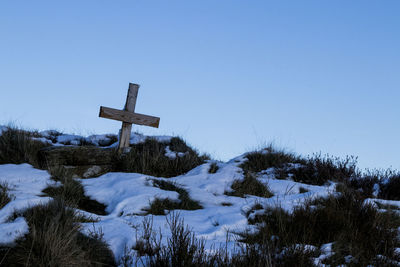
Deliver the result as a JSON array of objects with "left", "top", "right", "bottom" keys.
[{"left": 0, "top": 125, "right": 399, "bottom": 266}]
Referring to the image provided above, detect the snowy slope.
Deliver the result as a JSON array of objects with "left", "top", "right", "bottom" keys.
[
  {"left": 78, "top": 155, "right": 335, "bottom": 261},
  {"left": 0, "top": 164, "right": 54, "bottom": 245},
  {"left": 0, "top": 128, "right": 399, "bottom": 265},
  {"left": 0, "top": 156, "right": 334, "bottom": 262}
]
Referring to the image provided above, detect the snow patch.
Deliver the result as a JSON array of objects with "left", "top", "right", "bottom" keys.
[
  {"left": 164, "top": 146, "right": 187, "bottom": 159},
  {"left": 0, "top": 164, "right": 53, "bottom": 245},
  {"left": 0, "top": 217, "right": 29, "bottom": 245},
  {"left": 365, "top": 198, "right": 400, "bottom": 208},
  {"left": 0, "top": 164, "right": 53, "bottom": 223},
  {"left": 129, "top": 132, "right": 172, "bottom": 145}
]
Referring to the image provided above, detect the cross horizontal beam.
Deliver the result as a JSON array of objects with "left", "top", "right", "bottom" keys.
[{"left": 99, "top": 106, "right": 160, "bottom": 128}]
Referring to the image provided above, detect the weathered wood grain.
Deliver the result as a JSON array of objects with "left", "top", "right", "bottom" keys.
[
  {"left": 119, "top": 83, "right": 139, "bottom": 150},
  {"left": 99, "top": 106, "right": 160, "bottom": 128}
]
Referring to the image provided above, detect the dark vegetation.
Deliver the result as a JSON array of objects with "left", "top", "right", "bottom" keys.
[
  {"left": 374, "top": 201, "right": 400, "bottom": 211},
  {"left": 0, "top": 182, "right": 12, "bottom": 209},
  {"left": 378, "top": 173, "right": 400, "bottom": 200},
  {"left": 42, "top": 167, "right": 107, "bottom": 215},
  {"left": 143, "top": 179, "right": 202, "bottom": 215},
  {"left": 114, "top": 137, "right": 208, "bottom": 178},
  {"left": 221, "top": 145, "right": 400, "bottom": 265},
  {"left": 226, "top": 173, "right": 274, "bottom": 198},
  {"left": 128, "top": 213, "right": 320, "bottom": 267},
  {"left": 131, "top": 214, "right": 213, "bottom": 266},
  {"left": 1, "top": 127, "right": 400, "bottom": 266},
  {"left": 241, "top": 145, "right": 400, "bottom": 201},
  {"left": 243, "top": 189, "right": 400, "bottom": 266},
  {"left": 208, "top": 162, "right": 219, "bottom": 174},
  {"left": 0, "top": 198, "right": 115, "bottom": 266},
  {"left": 240, "top": 146, "right": 358, "bottom": 186},
  {"left": 240, "top": 145, "right": 303, "bottom": 173},
  {"left": 0, "top": 126, "right": 50, "bottom": 168},
  {"left": 0, "top": 126, "right": 207, "bottom": 178},
  {"left": 129, "top": 190, "right": 400, "bottom": 266},
  {"left": 289, "top": 154, "right": 358, "bottom": 185},
  {"left": 344, "top": 169, "right": 400, "bottom": 201},
  {"left": 298, "top": 186, "right": 309, "bottom": 194},
  {"left": 0, "top": 126, "right": 114, "bottom": 265}
]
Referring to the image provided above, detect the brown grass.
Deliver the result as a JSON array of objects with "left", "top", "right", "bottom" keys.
[
  {"left": 43, "top": 166, "right": 107, "bottom": 215},
  {"left": 0, "top": 126, "right": 49, "bottom": 168},
  {"left": 143, "top": 180, "right": 202, "bottom": 215},
  {"left": 114, "top": 137, "right": 208, "bottom": 178},
  {"left": 1, "top": 199, "right": 115, "bottom": 266},
  {"left": 0, "top": 182, "right": 12, "bottom": 210},
  {"left": 225, "top": 173, "right": 274, "bottom": 198},
  {"left": 240, "top": 145, "right": 303, "bottom": 173}
]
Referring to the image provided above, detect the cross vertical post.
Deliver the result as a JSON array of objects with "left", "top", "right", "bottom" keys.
[{"left": 119, "top": 83, "right": 139, "bottom": 152}]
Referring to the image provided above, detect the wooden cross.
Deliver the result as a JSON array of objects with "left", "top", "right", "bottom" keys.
[{"left": 99, "top": 83, "right": 160, "bottom": 152}]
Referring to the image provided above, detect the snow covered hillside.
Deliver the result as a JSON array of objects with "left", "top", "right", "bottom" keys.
[{"left": 0, "top": 126, "right": 399, "bottom": 266}]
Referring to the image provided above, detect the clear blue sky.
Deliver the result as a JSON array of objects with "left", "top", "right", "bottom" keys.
[{"left": 1, "top": 1, "right": 399, "bottom": 170}]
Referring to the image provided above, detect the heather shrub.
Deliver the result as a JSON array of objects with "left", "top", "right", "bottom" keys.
[
  {"left": 0, "top": 126, "right": 49, "bottom": 167},
  {"left": 226, "top": 173, "right": 273, "bottom": 198},
  {"left": 115, "top": 137, "right": 208, "bottom": 178},
  {"left": 243, "top": 190, "right": 400, "bottom": 265}
]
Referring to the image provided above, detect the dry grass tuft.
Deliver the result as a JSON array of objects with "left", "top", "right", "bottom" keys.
[
  {"left": 0, "top": 182, "right": 12, "bottom": 210},
  {"left": 1, "top": 199, "right": 115, "bottom": 266},
  {"left": 208, "top": 162, "right": 219, "bottom": 174},
  {"left": 144, "top": 180, "right": 202, "bottom": 215},
  {"left": 240, "top": 145, "right": 302, "bottom": 173},
  {"left": 226, "top": 173, "right": 274, "bottom": 198},
  {"left": 242, "top": 145, "right": 359, "bottom": 186},
  {"left": 43, "top": 167, "right": 107, "bottom": 215},
  {"left": 114, "top": 137, "right": 208, "bottom": 178},
  {"left": 0, "top": 126, "right": 50, "bottom": 168}
]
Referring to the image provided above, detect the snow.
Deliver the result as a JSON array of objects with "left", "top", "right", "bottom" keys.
[
  {"left": 0, "top": 164, "right": 54, "bottom": 245},
  {"left": 314, "top": 243, "right": 334, "bottom": 266},
  {"left": 164, "top": 146, "right": 187, "bottom": 159},
  {"left": 129, "top": 132, "right": 172, "bottom": 145},
  {"left": 40, "top": 130, "right": 60, "bottom": 138},
  {"left": 82, "top": 173, "right": 180, "bottom": 216},
  {"left": 78, "top": 155, "right": 334, "bottom": 261},
  {"left": 57, "top": 134, "right": 83, "bottom": 144},
  {"left": 0, "top": 124, "right": 172, "bottom": 148},
  {"left": 52, "top": 133, "right": 119, "bottom": 147},
  {"left": 31, "top": 137, "right": 53, "bottom": 144},
  {"left": 0, "top": 135, "right": 399, "bottom": 264},
  {"left": 0, "top": 217, "right": 29, "bottom": 245},
  {"left": 0, "top": 164, "right": 53, "bottom": 222},
  {"left": 373, "top": 183, "right": 380, "bottom": 197},
  {"left": 87, "top": 134, "right": 115, "bottom": 146},
  {"left": 365, "top": 198, "right": 400, "bottom": 209}
]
